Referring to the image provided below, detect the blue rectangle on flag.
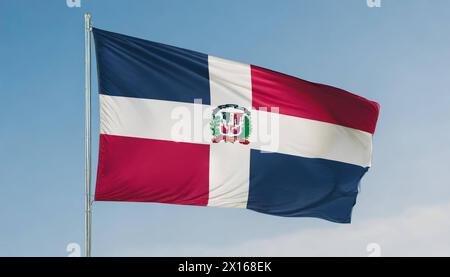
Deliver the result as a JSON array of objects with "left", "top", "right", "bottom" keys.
[
  {"left": 247, "top": 150, "right": 368, "bottom": 223},
  {"left": 93, "top": 28, "right": 211, "bottom": 104}
]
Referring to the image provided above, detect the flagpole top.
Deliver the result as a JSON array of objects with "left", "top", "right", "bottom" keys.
[{"left": 84, "top": 13, "right": 92, "bottom": 31}]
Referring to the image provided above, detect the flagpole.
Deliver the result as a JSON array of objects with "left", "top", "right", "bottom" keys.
[{"left": 84, "top": 12, "right": 93, "bottom": 258}]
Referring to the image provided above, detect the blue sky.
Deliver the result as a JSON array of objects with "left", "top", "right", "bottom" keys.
[{"left": 1, "top": 0, "right": 450, "bottom": 256}]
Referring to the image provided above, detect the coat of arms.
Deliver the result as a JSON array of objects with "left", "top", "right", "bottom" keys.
[{"left": 210, "top": 104, "right": 251, "bottom": 144}]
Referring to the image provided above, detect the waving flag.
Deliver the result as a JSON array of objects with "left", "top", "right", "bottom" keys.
[{"left": 93, "top": 28, "right": 379, "bottom": 223}]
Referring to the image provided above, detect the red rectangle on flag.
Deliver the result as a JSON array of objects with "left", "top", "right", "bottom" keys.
[
  {"left": 251, "top": 65, "right": 379, "bottom": 134},
  {"left": 95, "top": 134, "right": 210, "bottom": 206}
]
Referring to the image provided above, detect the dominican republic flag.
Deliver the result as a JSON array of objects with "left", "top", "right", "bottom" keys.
[{"left": 93, "top": 28, "right": 380, "bottom": 223}]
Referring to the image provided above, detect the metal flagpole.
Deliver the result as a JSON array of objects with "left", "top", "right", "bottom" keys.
[{"left": 84, "top": 13, "right": 92, "bottom": 258}]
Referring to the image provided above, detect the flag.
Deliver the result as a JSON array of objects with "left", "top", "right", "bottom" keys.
[{"left": 93, "top": 28, "right": 380, "bottom": 223}]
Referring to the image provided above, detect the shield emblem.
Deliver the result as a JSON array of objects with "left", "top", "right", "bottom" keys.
[{"left": 210, "top": 104, "right": 251, "bottom": 144}]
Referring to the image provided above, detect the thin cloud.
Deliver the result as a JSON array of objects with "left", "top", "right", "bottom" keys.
[
  {"left": 116, "top": 202, "right": 450, "bottom": 256},
  {"left": 208, "top": 202, "right": 450, "bottom": 256}
]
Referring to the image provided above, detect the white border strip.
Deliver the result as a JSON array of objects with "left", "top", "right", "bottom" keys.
[
  {"left": 207, "top": 55, "right": 253, "bottom": 207},
  {"left": 100, "top": 94, "right": 372, "bottom": 167},
  {"left": 100, "top": 94, "right": 211, "bottom": 145}
]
